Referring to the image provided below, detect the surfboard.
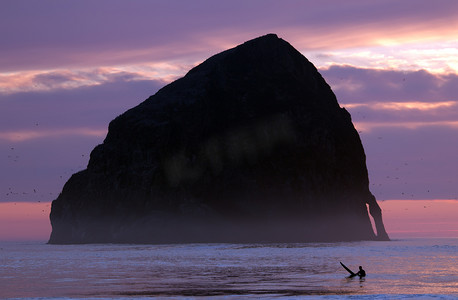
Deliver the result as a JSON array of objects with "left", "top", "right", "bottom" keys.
[{"left": 340, "top": 262, "right": 357, "bottom": 277}]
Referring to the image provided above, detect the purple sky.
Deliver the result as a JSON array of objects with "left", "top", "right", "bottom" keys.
[{"left": 1, "top": 0, "right": 458, "bottom": 204}]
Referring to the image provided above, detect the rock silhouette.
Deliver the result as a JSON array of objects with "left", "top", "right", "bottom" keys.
[{"left": 49, "top": 34, "right": 389, "bottom": 244}]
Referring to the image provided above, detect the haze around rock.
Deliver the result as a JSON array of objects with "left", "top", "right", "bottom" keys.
[{"left": 49, "top": 34, "right": 389, "bottom": 244}]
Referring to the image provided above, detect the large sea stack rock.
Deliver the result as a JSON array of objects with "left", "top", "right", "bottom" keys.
[{"left": 49, "top": 34, "right": 389, "bottom": 244}]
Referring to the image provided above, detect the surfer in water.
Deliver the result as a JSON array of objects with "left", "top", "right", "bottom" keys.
[
  {"left": 340, "top": 262, "right": 366, "bottom": 278},
  {"left": 355, "top": 266, "right": 366, "bottom": 278}
]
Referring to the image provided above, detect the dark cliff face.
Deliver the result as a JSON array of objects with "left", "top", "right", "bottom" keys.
[{"left": 49, "top": 34, "right": 389, "bottom": 244}]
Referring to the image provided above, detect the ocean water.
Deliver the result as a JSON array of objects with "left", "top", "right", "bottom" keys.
[{"left": 1, "top": 238, "right": 457, "bottom": 299}]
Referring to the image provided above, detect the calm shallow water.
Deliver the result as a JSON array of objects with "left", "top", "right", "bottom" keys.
[{"left": 1, "top": 238, "right": 457, "bottom": 299}]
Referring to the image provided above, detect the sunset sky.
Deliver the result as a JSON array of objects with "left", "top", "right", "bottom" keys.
[{"left": 1, "top": 0, "right": 457, "bottom": 240}]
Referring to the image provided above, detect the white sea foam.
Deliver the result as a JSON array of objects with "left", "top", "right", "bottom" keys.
[{"left": 1, "top": 238, "right": 457, "bottom": 299}]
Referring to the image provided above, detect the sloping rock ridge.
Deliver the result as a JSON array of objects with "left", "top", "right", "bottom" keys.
[{"left": 49, "top": 34, "right": 389, "bottom": 244}]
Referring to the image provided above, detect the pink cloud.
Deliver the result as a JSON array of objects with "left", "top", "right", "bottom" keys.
[
  {"left": 1, "top": 1, "right": 458, "bottom": 72},
  {"left": 320, "top": 66, "right": 458, "bottom": 128},
  {"left": 322, "top": 65, "right": 458, "bottom": 103},
  {"left": 0, "top": 128, "right": 107, "bottom": 142},
  {"left": 0, "top": 77, "right": 164, "bottom": 133},
  {"left": 0, "top": 67, "right": 174, "bottom": 94}
]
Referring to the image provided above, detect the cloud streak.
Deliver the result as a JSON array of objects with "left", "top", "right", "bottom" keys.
[
  {"left": 346, "top": 101, "right": 456, "bottom": 111},
  {"left": 0, "top": 64, "right": 181, "bottom": 94},
  {"left": 0, "top": 76, "right": 164, "bottom": 144},
  {"left": 2, "top": 0, "right": 458, "bottom": 72},
  {"left": 322, "top": 65, "right": 458, "bottom": 103},
  {"left": 0, "top": 128, "right": 107, "bottom": 142},
  {"left": 320, "top": 65, "right": 458, "bottom": 131}
]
